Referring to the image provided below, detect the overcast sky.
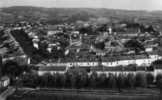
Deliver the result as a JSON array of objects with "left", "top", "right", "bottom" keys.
[{"left": 0, "top": 0, "right": 162, "bottom": 11}]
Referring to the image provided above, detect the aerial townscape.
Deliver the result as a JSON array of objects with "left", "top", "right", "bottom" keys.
[{"left": 0, "top": 6, "right": 162, "bottom": 100}]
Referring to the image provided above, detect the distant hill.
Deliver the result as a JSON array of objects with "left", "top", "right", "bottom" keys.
[{"left": 1, "top": 6, "right": 162, "bottom": 24}]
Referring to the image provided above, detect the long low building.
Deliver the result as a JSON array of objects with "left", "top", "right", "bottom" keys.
[
  {"left": 35, "top": 54, "right": 162, "bottom": 76},
  {"left": 37, "top": 66, "right": 154, "bottom": 76},
  {"left": 40, "top": 55, "right": 162, "bottom": 67},
  {"left": 37, "top": 65, "right": 162, "bottom": 82}
]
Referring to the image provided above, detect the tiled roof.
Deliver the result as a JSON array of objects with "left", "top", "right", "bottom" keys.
[
  {"left": 38, "top": 66, "right": 66, "bottom": 71},
  {"left": 91, "top": 67, "right": 147, "bottom": 72}
]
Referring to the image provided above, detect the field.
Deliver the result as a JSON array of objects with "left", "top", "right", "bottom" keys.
[{"left": 7, "top": 88, "right": 161, "bottom": 100}]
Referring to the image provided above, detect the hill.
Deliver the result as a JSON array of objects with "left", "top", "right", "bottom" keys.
[{"left": 1, "top": 6, "right": 162, "bottom": 25}]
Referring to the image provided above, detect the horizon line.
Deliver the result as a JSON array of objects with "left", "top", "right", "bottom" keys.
[{"left": 1, "top": 5, "right": 161, "bottom": 12}]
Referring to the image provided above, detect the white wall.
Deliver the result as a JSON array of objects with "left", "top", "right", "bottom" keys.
[
  {"left": 38, "top": 71, "right": 65, "bottom": 76},
  {"left": 46, "top": 55, "right": 162, "bottom": 67}
]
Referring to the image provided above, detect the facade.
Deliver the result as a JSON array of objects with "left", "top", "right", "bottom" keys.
[
  {"left": 0, "top": 76, "right": 10, "bottom": 88},
  {"left": 37, "top": 66, "right": 66, "bottom": 76},
  {"left": 36, "top": 55, "right": 162, "bottom": 76},
  {"left": 41, "top": 55, "right": 162, "bottom": 67}
]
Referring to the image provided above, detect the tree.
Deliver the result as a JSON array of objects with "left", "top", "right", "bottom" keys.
[
  {"left": 70, "top": 72, "right": 77, "bottom": 88},
  {"left": 79, "top": 26, "right": 93, "bottom": 35},
  {"left": 65, "top": 69, "right": 79, "bottom": 88},
  {"left": 21, "top": 73, "right": 39, "bottom": 88},
  {"left": 125, "top": 73, "right": 136, "bottom": 88},
  {"left": 116, "top": 74, "right": 125, "bottom": 92},
  {"left": 152, "top": 60, "right": 162, "bottom": 66},
  {"left": 97, "top": 24, "right": 107, "bottom": 32},
  {"left": 65, "top": 72, "right": 71, "bottom": 88},
  {"left": 2, "top": 60, "right": 22, "bottom": 78},
  {"left": 55, "top": 73, "right": 64, "bottom": 88},
  {"left": 89, "top": 72, "right": 98, "bottom": 88},
  {"left": 97, "top": 73, "right": 107, "bottom": 88},
  {"left": 76, "top": 70, "right": 88, "bottom": 89},
  {"left": 94, "top": 42, "right": 105, "bottom": 50},
  {"left": 146, "top": 73, "right": 154, "bottom": 85},
  {"left": 60, "top": 74, "right": 66, "bottom": 88},
  {"left": 124, "top": 39, "right": 145, "bottom": 54},
  {"left": 46, "top": 73, "right": 55, "bottom": 87},
  {"left": 38, "top": 41, "right": 49, "bottom": 58},
  {"left": 156, "top": 74, "right": 162, "bottom": 84},
  {"left": 108, "top": 74, "right": 117, "bottom": 89},
  {"left": 135, "top": 73, "right": 147, "bottom": 88},
  {"left": 157, "top": 79, "right": 162, "bottom": 100}
]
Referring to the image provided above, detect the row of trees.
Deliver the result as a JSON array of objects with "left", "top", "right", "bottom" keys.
[
  {"left": 2, "top": 60, "right": 162, "bottom": 91},
  {"left": 10, "top": 29, "right": 46, "bottom": 63},
  {"left": 19, "top": 70, "right": 161, "bottom": 90},
  {"left": 1, "top": 60, "right": 31, "bottom": 78}
]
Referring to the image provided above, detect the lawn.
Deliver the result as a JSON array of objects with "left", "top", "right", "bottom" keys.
[{"left": 7, "top": 88, "right": 161, "bottom": 100}]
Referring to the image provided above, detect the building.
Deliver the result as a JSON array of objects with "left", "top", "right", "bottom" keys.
[
  {"left": 32, "top": 36, "right": 40, "bottom": 49},
  {"left": 0, "top": 76, "right": 10, "bottom": 88},
  {"left": 37, "top": 66, "right": 66, "bottom": 76},
  {"left": 70, "top": 31, "right": 82, "bottom": 46}
]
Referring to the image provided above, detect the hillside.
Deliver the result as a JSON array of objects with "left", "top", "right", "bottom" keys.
[{"left": 1, "top": 6, "right": 162, "bottom": 25}]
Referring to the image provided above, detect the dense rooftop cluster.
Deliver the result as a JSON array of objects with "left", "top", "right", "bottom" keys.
[
  {"left": 0, "top": 29, "right": 24, "bottom": 58},
  {"left": 0, "top": 20, "right": 161, "bottom": 66}
]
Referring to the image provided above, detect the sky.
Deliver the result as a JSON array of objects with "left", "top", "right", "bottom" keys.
[{"left": 0, "top": 0, "right": 162, "bottom": 11}]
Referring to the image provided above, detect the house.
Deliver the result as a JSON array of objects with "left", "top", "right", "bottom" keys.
[
  {"left": 32, "top": 36, "right": 40, "bottom": 49},
  {"left": 0, "top": 26, "right": 4, "bottom": 30},
  {"left": 47, "top": 30, "right": 63, "bottom": 36},
  {"left": 47, "top": 43, "right": 61, "bottom": 53},
  {"left": 0, "top": 76, "right": 10, "bottom": 88},
  {"left": 145, "top": 48, "right": 153, "bottom": 52},
  {"left": 47, "top": 31, "right": 56, "bottom": 36},
  {"left": 154, "top": 68, "right": 162, "bottom": 79}
]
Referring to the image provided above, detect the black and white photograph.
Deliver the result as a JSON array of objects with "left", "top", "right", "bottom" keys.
[{"left": 0, "top": 0, "right": 162, "bottom": 100}]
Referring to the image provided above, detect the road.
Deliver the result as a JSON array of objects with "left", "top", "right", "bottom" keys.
[
  {"left": 16, "top": 88, "right": 160, "bottom": 97},
  {"left": 0, "top": 87, "right": 16, "bottom": 100}
]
